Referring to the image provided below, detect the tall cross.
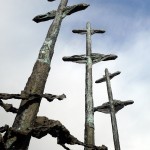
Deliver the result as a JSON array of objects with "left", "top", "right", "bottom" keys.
[
  {"left": 4, "top": 0, "right": 89, "bottom": 149},
  {"left": 95, "top": 68, "right": 134, "bottom": 150},
  {"left": 63, "top": 22, "right": 117, "bottom": 149}
]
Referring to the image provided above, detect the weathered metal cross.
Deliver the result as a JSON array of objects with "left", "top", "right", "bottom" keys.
[
  {"left": 3, "top": 0, "right": 89, "bottom": 149},
  {"left": 63, "top": 22, "right": 117, "bottom": 149},
  {"left": 95, "top": 68, "right": 134, "bottom": 150}
]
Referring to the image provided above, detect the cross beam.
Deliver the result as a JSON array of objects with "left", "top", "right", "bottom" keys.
[
  {"left": 72, "top": 29, "right": 105, "bottom": 35},
  {"left": 48, "top": 0, "right": 55, "bottom": 2},
  {"left": 63, "top": 53, "right": 117, "bottom": 64},
  {"left": 94, "top": 99, "right": 134, "bottom": 113},
  {"left": 33, "top": 3, "right": 89, "bottom": 23},
  {"left": 63, "top": 22, "right": 117, "bottom": 150},
  {"left": 95, "top": 71, "right": 121, "bottom": 83}
]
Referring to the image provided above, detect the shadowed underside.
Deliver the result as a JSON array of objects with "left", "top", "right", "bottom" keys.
[{"left": 94, "top": 100, "right": 134, "bottom": 114}]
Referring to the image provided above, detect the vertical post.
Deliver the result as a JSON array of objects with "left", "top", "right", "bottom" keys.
[
  {"left": 84, "top": 22, "right": 95, "bottom": 149},
  {"left": 105, "top": 68, "right": 121, "bottom": 150},
  {"left": 4, "top": 0, "right": 68, "bottom": 149}
]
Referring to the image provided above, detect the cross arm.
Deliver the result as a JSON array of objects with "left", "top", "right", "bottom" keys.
[
  {"left": 63, "top": 54, "right": 87, "bottom": 64},
  {"left": 91, "top": 53, "right": 117, "bottom": 64},
  {"left": 91, "top": 29, "right": 105, "bottom": 34},
  {"left": 72, "top": 29, "right": 105, "bottom": 35},
  {"left": 33, "top": 10, "right": 56, "bottom": 23},
  {"left": 94, "top": 100, "right": 134, "bottom": 114},
  {"left": 48, "top": 0, "right": 55, "bottom": 2},
  {"left": 72, "top": 30, "right": 87, "bottom": 34},
  {"left": 63, "top": 53, "right": 117, "bottom": 64},
  {"left": 33, "top": 3, "right": 89, "bottom": 23},
  {"left": 0, "top": 92, "right": 66, "bottom": 102},
  {"left": 0, "top": 99, "right": 18, "bottom": 113},
  {"left": 95, "top": 71, "right": 121, "bottom": 83},
  {"left": 63, "top": 3, "right": 89, "bottom": 16}
]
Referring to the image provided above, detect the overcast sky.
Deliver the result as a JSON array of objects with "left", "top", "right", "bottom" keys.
[{"left": 0, "top": 0, "right": 150, "bottom": 150}]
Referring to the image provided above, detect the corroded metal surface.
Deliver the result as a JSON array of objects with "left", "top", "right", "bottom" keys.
[
  {"left": 3, "top": 0, "right": 88, "bottom": 149},
  {"left": 95, "top": 71, "right": 121, "bottom": 83},
  {"left": 94, "top": 100, "right": 134, "bottom": 113},
  {"left": 0, "top": 100, "right": 18, "bottom": 113},
  {"left": 63, "top": 22, "right": 116, "bottom": 150},
  {"left": 63, "top": 53, "right": 117, "bottom": 64},
  {"left": 105, "top": 68, "right": 121, "bottom": 150},
  {"left": 33, "top": 3, "right": 89, "bottom": 23},
  {"left": 0, "top": 93, "right": 66, "bottom": 102}
]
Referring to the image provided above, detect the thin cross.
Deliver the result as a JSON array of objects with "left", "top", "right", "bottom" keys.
[
  {"left": 63, "top": 22, "right": 117, "bottom": 150},
  {"left": 96, "top": 69, "right": 121, "bottom": 150},
  {"left": 95, "top": 68, "right": 133, "bottom": 150}
]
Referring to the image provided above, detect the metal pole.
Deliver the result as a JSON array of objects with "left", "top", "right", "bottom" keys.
[
  {"left": 84, "top": 22, "right": 95, "bottom": 149},
  {"left": 105, "top": 68, "right": 121, "bottom": 150}
]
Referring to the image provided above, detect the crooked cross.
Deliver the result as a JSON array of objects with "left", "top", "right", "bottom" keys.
[
  {"left": 63, "top": 22, "right": 117, "bottom": 149},
  {"left": 3, "top": 0, "right": 89, "bottom": 149},
  {"left": 95, "top": 68, "right": 134, "bottom": 150}
]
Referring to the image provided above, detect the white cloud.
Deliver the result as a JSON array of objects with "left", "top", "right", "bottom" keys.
[{"left": 0, "top": 0, "right": 150, "bottom": 150}]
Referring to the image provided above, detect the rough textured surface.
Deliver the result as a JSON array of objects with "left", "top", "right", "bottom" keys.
[
  {"left": 32, "top": 117, "right": 108, "bottom": 150},
  {"left": 0, "top": 93, "right": 66, "bottom": 102},
  {"left": 0, "top": 133, "right": 5, "bottom": 150},
  {"left": 0, "top": 100, "right": 18, "bottom": 113},
  {"left": 1, "top": 119, "right": 107, "bottom": 150},
  {"left": 105, "top": 68, "right": 121, "bottom": 150},
  {"left": 0, "top": 125, "right": 9, "bottom": 133},
  {"left": 0, "top": 94, "right": 21, "bottom": 100},
  {"left": 33, "top": 4, "right": 89, "bottom": 23},
  {"left": 84, "top": 22, "right": 95, "bottom": 150},
  {"left": 48, "top": 0, "right": 55, "bottom": 2},
  {"left": 94, "top": 100, "right": 134, "bottom": 113},
  {"left": 0, "top": 93, "right": 66, "bottom": 114},
  {"left": 4, "top": 0, "right": 67, "bottom": 149},
  {"left": 63, "top": 3, "right": 89, "bottom": 16},
  {"left": 72, "top": 29, "right": 105, "bottom": 35},
  {"left": 63, "top": 22, "right": 116, "bottom": 150},
  {"left": 95, "top": 71, "right": 121, "bottom": 83},
  {"left": 3, "top": 0, "right": 89, "bottom": 149},
  {"left": 43, "top": 93, "right": 66, "bottom": 102},
  {"left": 91, "top": 54, "right": 117, "bottom": 64},
  {"left": 32, "top": 117, "right": 83, "bottom": 145},
  {"left": 63, "top": 53, "right": 117, "bottom": 64}
]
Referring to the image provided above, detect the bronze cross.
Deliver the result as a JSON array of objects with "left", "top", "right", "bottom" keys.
[
  {"left": 95, "top": 69, "right": 133, "bottom": 150},
  {"left": 3, "top": 0, "right": 89, "bottom": 149},
  {"left": 63, "top": 22, "right": 117, "bottom": 150}
]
